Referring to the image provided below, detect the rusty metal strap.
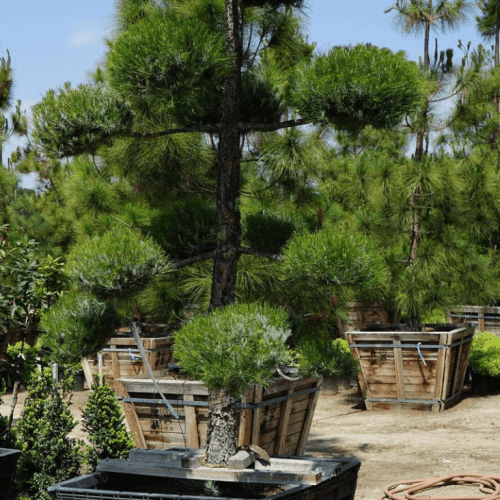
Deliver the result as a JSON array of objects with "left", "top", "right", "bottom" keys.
[{"left": 122, "top": 386, "right": 320, "bottom": 410}]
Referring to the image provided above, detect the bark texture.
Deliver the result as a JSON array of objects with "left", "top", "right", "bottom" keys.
[
  {"left": 209, "top": 0, "right": 243, "bottom": 311},
  {"left": 206, "top": 388, "right": 237, "bottom": 465}
]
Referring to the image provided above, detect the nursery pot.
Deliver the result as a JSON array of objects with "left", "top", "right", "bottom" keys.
[
  {"left": 47, "top": 448, "right": 360, "bottom": 500},
  {"left": 471, "top": 369, "right": 500, "bottom": 395},
  {"left": 347, "top": 324, "right": 474, "bottom": 412},
  {"left": 73, "top": 370, "right": 85, "bottom": 391},
  {"left": 0, "top": 448, "right": 21, "bottom": 500}
]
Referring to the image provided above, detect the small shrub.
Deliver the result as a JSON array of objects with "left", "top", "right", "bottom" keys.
[
  {"left": 468, "top": 331, "right": 500, "bottom": 377},
  {"left": 82, "top": 375, "right": 134, "bottom": 471},
  {"left": 15, "top": 368, "right": 83, "bottom": 500},
  {"left": 293, "top": 337, "right": 359, "bottom": 379},
  {"left": 174, "top": 303, "right": 293, "bottom": 398}
]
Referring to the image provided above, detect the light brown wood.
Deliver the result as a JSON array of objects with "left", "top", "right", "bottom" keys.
[
  {"left": 115, "top": 379, "right": 147, "bottom": 448},
  {"left": 237, "top": 387, "right": 254, "bottom": 447},
  {"left": 97, "top": 352, "right": 103, "bottom": 386},
  {"left": 184, "top": 394, "right": 199, "bottom": 448},
  {"left": 251, "top": 385, "right": 263, "bottom": 446},
  {"left": 81, "top": 358, "right": 93, "bottom": 389},
  {"left": 111, "top": 347, "right": 120, "bottom": 387},
  {"left": 393, "top": 340, "right": 405, "bottom": 400},
  {"left": 274, "top": 386, "right": 293, "bottom": 454},
  {"left": 296, "top": 383, "right": 321, "bottom": 455}
]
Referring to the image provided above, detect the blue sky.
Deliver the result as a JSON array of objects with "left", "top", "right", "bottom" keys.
[{"left": 0, "top": 0, "right": 486, "bottom": 175}]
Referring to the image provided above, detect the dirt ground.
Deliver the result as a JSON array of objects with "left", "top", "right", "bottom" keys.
[{"left": 2, "top": 384, "right": 499, "bottom": 500}]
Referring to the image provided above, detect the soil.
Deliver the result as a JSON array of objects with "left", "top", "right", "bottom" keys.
[{"left": 2, "top": 384, "right": 499, "bottom": 500}]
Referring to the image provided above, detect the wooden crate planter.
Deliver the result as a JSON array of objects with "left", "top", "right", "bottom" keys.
[
  {"left": 116, "top": 375, "right": 321, "bottom": 455},
  {"left": 48, "top": 449, "right": 360, "bottom": 500},
  {"left": 447, "top": 306, "right": 500, "bottom": 335},
  {"left": 347, "top": 325, "right": 474, "bottom": 412},
  {"left": 83, "top": 328, "right": 174, "bottom": 392},
  {"left": 337, "top": 301, "right": 389, "bottom": 336}
]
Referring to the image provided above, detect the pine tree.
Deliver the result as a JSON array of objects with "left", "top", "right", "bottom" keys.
[{"left": 34, "top": 0, "right": 423, "bottom": 464}]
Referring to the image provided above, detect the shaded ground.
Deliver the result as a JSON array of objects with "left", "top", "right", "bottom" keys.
[{"left": 2, "top": 384, "right": 499, "bottom": 500}]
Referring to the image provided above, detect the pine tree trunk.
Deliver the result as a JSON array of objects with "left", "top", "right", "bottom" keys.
[
  {"left": 206, "top": 388, "right": 237, "bottom": 465},
  {"left": 209, "top": 0, "right": 243, "bottom": 312}
]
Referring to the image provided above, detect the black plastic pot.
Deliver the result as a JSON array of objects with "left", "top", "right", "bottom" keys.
[
  {"left": 74, "top": 370, "right": 85, "bottom": 391},
  {"left": 471, "top": 369, "right": 500, "bottom": 395},
  {"left": 0, "top": 448, "right": 21, "bottom": 500}
]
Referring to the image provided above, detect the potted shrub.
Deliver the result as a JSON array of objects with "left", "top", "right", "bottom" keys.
[{"left": 468, "top": 331, "right": 500, "bottom": 394}]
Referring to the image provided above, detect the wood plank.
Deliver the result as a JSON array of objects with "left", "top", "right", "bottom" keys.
[
  {"left": 227, "top": 450, "right": 255, "bottom": 470},
  {"left": 81, "top": 358, "right": 94, "bottom": 389},
  {"left": 98, "top": 352, "right": 103, "bottom": 386},
  {"left": 251, "top": 385, "right": 263, "bottom": 446},
  {"left": 393, "top": 340, "right": 405, "bottom": 400},
  {"left": 259, "top": 415, "right": 307, "bottom": 447},
  {"left": 451, "top": 342, "right": 464, "bottom": 397},
  {"left": 115, "top": 379, "right": 147, "bottom": 448},
  {"left": 111, "top": 347, "right": 120, "bottom": 389},
  {"left": 348, "top": 332, "right": 370, "bottom": 399},
  {"left": 98, "top": 459, "right": 324, "bottom": 485},
  {"left": 123, "top": 379, "right": 208, "bottom": 396},
  {"left": 184, "top": 394, "right": 199, "bottom": 448},
  {"left": 296, "top": 382, "right": 321, "bottom": 456},
  {"left": 238, "top": 387, "right": 253, "bottom": 447}
]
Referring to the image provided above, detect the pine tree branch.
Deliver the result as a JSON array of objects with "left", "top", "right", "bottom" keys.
[
  {"left": 238, "top": 247, "right": 281, "bottom": 261},
  {"left": 171, "top": 251, "right": 217, "bottom": 269},
  {"left": 121, "top": 118, "right": 310, "bottom": 140}
]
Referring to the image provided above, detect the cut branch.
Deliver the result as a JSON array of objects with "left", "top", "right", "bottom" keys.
[{"left": 238, "top": 247, "right": 281, "bottom": 261}]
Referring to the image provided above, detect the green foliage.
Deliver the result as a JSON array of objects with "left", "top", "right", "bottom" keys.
[
  {"left": 243, "top": 211, "right": 298, "bottom": 254},
  {"left": 40, "top": 292, "right": 120, "bottom": 365},
  {"left": 283, "top": 230, "right": 386, "bottom": 291},
  {"left": 1, "top": 341, "right": 44, "bottom": 390},
  {"left": 150, "top": 199, "right": 218, "bottom": 260},
  {"left": 82, "top": 375, "right": 134, "bottom": 471},
  {"left": 0, "top": 49, "right": 13, "bottom": 110},
  {"left": 32, "top": 83, "right": 133, "bottom": 157},
  {"left": 293, "top": 338, "right": 359, "bottom": 379},
  {"left": 174, "top": 303, "right": 293, "bottom": 397},
  {"left": 469, "top": 331, "right": 500, "bottom": 377},
  {"left": 107, "top": 9, "right": 232, "bottom": 125},
  {"left": 0, "top": 393, "right": 17, "bottom": 449},
  {"left": 66, "top": 226, "right": 169, "bottom": 297},
  {"left": 15, "top": 368, "right": 83, "bottom": 500},
  {"left": 293, "top": 45, "right": 422, "bottom": 133}
]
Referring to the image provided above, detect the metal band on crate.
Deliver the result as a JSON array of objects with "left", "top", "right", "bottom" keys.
[
  {"left": 101, "top": 347, "right": 172, "bottom": 353},
  {"left": 350, "top": 337, "right": 472, "bottom": 350},
  {"left": 122, "top": 386, "right": 320, "bottom": 409},
  {"left": 448, "top": 313, "right": 500, "bottom": 320},
  {"left": 365, "top": 397, "right": 440, "bottom": 405}
]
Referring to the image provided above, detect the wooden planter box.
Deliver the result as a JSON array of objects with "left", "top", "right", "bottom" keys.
[
  {"left": 347, "top": 325, "right": 474, "bottom": 412},
  {"left": 83, "top": 326, "right": 174, "bottom": 391},
  {"left": 116, "top": 376, "right": 321, "bottom": 456},
  {"left": 0, "top": 448, "right": 21, "bottom": 500},
  {"left": 337, "top": 301, "right": 389, "bottom": 336},
  {"left": 48, "top": 449, "right": 360, "bottom": 500},
  {"left": 446, "top": 306, "right": 500, "bottom": 335}
]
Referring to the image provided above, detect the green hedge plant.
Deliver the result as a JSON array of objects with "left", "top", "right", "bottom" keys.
[{"left": 468, "top": 331, "right": 500, "bottom": 377}]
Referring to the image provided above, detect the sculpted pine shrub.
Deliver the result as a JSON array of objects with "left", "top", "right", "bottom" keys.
[
  {"left": 15, "top": 368, "right": 83, "bottom": 500},
  {"left": 82, "top": 375, "right": 134, "bottom": 471}
]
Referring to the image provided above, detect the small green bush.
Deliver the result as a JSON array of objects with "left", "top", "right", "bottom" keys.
[
  {"left": 468, "top": 331, "right": 500, "bottom": 377},
  {"left": 174, "top": 303, "right": 293, "bottom": 398},
  {"left": 82, "top": 375, "right": 134, "bottom": 471},
  {"left": 66, "top": 225, "right": 169, "bottom": 297},
  {"left": 293, "top": 338, "right": 359, "bottom": 379},
  {"left": 15, "top": 368, "right": 83, "bottom": 500}
]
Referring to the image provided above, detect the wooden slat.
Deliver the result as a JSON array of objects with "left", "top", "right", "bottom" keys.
[
  {"left": 111, "top": 346, "right": 120, "bottom": 389},
  {"left": 115, "top": 379, "right": 147, "bottom": 448},
  {"left": 184, "top": 394, "right": 199, "bottom": 448},
  {"left": 251, "top": 385, "right": 263, "bottom": 446},
  {"left": 238, "top": 387, "right": 253, "bottom": 447},
  {"left": 123, "top": 379, "right": 208, "bottom": 396},
  {"left": 81, "top": 358, "right": 93, "bottom": 389},
  {"left": 393, "top": 340, "right": 405, "bottom": 400},
  {"left": 347, "top": 332, "right": 370, "bottom": 399},
  {"left": 274, "top": 385, "right": 294, "bottom": 453},
  {"left": 296, "top": 380, "right": 321, "bottom": 455}
]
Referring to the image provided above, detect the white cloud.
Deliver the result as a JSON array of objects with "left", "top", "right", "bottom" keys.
[{"left": 71, "top": 31, "right": 99, "bottom": 47}]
